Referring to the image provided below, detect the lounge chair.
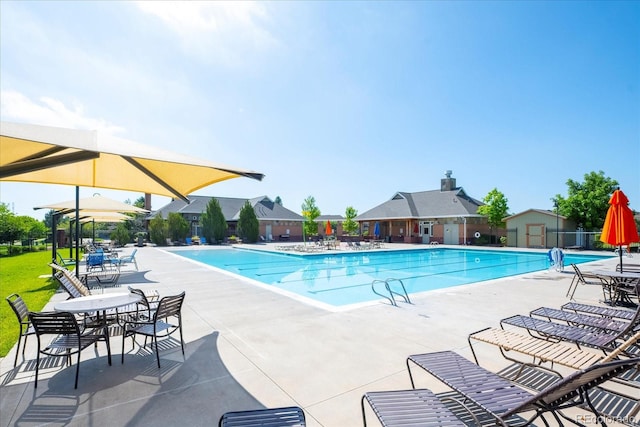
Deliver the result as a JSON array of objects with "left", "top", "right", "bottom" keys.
[
  {"left": 200, "top": 236, "right": 207, "bottom": 245},
  {"left": 469, "top": 327, "right": 640, "bottom": 376},
  {"left": 561, "top": 301, "right": 636, "bottom": 321},
  {"left": 500, "top": 294, "right": 640, "bottom": 353},
  {"left": 50, "top": 263, "right": 91, "bottom": 298},
  {"left": 567, "top": 263, "right": 610, "bottom": 300},
  {"left": 530, "top": 306, "right": 630, "bottom": 333},
  {"left": 5, "top": 294, "right": 36, "bottom": 367},
  {"left": 219, "top": 406, "right": 306, "bottom": 427},
  {"left": 362, "top": 388, "right": 466, "bottom": 426},
  {"left": 404, "top": 350, "right": 640, "bottom": 426}
]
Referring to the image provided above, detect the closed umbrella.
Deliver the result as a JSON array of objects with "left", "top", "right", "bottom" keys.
[
  {"left": 599, "top": 188, "right": 639, "bottom": 272},
  {"left": 373, "top": 222, "right": 380, "bottom": 239},
  {"left": 325, "top": 220, "right": 332, "bottom": 236}
]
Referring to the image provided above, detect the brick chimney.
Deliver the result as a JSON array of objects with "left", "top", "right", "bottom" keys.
[{"left": 441, "top": 170, "right": 457, "bottom": 191}]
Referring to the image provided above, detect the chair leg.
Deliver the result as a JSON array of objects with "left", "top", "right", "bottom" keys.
[
  {"left": 179, "top": 323, "right": 185, "bottom": 359},
  {"left": 154, "top": 335, "right": 161, "bottom": 368},
  {"left": 34, "top": 350, "right": 40, "bottom": 388},
  {"left": 13, "top": 334, "right": 22, "bottom": 368},
  {"left": 75, "top": 351, "right": 81, "bottom": 389}
]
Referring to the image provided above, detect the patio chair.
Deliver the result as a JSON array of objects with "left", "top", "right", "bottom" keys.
[
  {"left": 29, "top": 311, "right": 111, "bottom": 389},
  {"left": 56, "top": 251, "right": 76, "bottom": 268},
  {"left": 219, "top": 406, "right": 306, "bottom": 427},
  {"left": 121, "top": 291, "right": 186, "bottom": 368},
  {"left": 405, "top": 350, "right": 640, "bottom": 426},
  {"left": 5, "top": 294, "right": 36, "bottom": 367},
  {"left": 86, "top": 252, "right": 105, "bottom": 271},
  {"left": 127, "top": 286, "right": 160, "bottom": 321},
  {"left": 567, "top": 263, "right": 610, "bottom": 300},
  {"left": 110, "top": 249, "right": 138, "bottom": 271}
]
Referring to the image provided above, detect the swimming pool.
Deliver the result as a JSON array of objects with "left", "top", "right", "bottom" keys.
[{"left": 168, "top": 248, "right": 607, "bottom": 308}]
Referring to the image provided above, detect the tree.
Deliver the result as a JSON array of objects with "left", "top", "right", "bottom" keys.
[
  {"left": 149, "top": 213, "right": 168, "bottom": 245},
  {"left": 111, "top": 223, "right": 132, "bottom": 246},
  {"left": 237, "top": 201, "right": 259, "bottom": 243},
  {"left": 167, "top": 212, "right": 189, "bottom": 242},
  {"left": 0, "top": 203, "right": 20, "bottom": 248},
  {"left": 301, "top": 196, "right": 321, "bottom": 238},
  {"left": 342, "top": 206, "right": 359, "bottom": 235},
  {"left": 200, "top": 198, "right": 227, "bottom": 244},
  {"left": 553, "top": 171, "right": 619, "bottom": 231},
  {"left": 274, "top": 196, "right": 282, "bottom": 206},
  {"left": 477, "top": 188, "right": 509, "bottom": 244},
  {"left": 133, "top": 196, "right": 146, "bottom": 209}
]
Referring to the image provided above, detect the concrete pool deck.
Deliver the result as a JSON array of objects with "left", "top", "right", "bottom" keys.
[{"left": 0, "top": 243, "right": 634, "bottom": 426}]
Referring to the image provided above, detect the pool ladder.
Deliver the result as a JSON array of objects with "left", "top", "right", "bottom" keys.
[{"left": 371, "top": 278, "right": 412, "bottom": 307}]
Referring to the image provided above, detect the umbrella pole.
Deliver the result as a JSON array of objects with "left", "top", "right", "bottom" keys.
[
  {"left": 619, "top": 245, "right": 623, "bottom": 273},
  {"left": 75, "top": 186, "right": 80, "bottom": 278}
]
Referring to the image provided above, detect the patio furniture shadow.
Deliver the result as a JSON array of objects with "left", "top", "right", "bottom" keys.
[{"left": 2, "top": 332, "right": 266, "bottom": 427}]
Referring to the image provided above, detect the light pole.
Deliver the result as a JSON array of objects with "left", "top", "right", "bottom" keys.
[{"left": 553, "top": 200, "right": 559, "bottom": 248}]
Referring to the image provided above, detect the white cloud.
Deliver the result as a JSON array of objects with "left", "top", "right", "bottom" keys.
[
  {"left": 135, "top": 1, "right": 279, "bottom": 65},
  {"left": 0, "top": 90, "right": 125, "bottom": 134}
]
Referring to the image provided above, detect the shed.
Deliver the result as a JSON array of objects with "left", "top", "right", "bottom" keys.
[{"left": 504, "top": 209, "right": 576, "bottom": 249}]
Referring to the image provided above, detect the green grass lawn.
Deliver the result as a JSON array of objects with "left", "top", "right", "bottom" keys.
[{"left": 0, "top": 251, "right": 59, "bottom": 357}]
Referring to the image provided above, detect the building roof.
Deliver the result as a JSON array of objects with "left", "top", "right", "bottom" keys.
[
  {"left": 151, "top": 195, "right": 303, "bottom": 222},
  {"left": 504, "top": 208, "right": 567, "bottom": 221},
  {"left": 355, "top": 188, "right": 484, "bottom": 221}
]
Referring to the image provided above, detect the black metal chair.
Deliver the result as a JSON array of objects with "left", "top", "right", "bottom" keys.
[
  {"left": 219, "top": 406, "right": 306, "bottom": 427},
  {"left": 121, "top": 291, "right": 186, "bottom": 368},
  {"left": 5, "top": 294, "right": 36, "bottom": 367},
  {"left": 126, "top": 286, "right": 160, "bottom": 321},
  {"left": 29, "top": 311, "right": 111, "bottom": 389}
]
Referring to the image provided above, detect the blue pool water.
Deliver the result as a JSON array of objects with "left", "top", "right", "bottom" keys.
[{"left": 169, "top": 248, "right": 607, "bottom": 308}]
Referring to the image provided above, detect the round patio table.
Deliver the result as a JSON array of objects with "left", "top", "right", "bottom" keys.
[{"left": 54, "top": 292, "right": 141, "bottom": 313}]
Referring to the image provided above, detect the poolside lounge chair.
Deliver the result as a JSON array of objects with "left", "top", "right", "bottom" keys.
[
  {"left": 219, "top": 406, "right": 306, "bottom": 427},
  {"left": 404, "top": 350, "right": 640, "bottom": 426},
  {"left": 500, "top": 294, "right": 640, "bottom": 353},
  {"left": 567, "top": 263, "right": 610, "bottom": 300},
  {"left": 362, "top": 388, "right": 466, "bottom": 426},
  {"left": 5, "top": 294, "right": 35, "bottom": 367},
  {"left": 561, "top": 301, "right": 636, "bottom": 321},
  {"left": 468, "top": 327, "right": 640, "bottom": 377},
  {"left": 530, "top": 306, "right": 630, "bottom": 333}
]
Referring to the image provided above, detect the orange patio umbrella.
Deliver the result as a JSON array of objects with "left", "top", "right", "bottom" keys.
[
  {"left": 599, "top": 188, "right": 639, "bottom": 272},
  {"left": 325, "top": 220, "right": 332, "bottom": 235}
]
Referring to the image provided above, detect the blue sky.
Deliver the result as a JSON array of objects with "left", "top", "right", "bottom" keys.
[{"left": 1, "top": 1, "right": 638, "bottom": 220}]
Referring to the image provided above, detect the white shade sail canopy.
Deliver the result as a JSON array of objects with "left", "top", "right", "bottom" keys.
[{"left": 34, "top": 195, "right": 148, "bottom": 215}]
